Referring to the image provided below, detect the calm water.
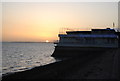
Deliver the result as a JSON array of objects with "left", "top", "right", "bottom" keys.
[{"left": 2, "top": 42, "right": 56, "bottom": 74}]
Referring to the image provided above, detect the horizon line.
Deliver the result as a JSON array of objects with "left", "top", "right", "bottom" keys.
[{"left": 1, "top": 41, "right": 54, "bottom": 43}]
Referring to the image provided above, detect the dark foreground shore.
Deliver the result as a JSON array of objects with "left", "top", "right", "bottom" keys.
[{"left": 2, "top": 48, "right": 120, "bottom": 80}]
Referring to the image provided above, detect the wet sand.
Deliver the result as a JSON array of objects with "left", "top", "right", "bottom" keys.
[{"left": 2, "top": 48, "right": 120, "bottom": 80}]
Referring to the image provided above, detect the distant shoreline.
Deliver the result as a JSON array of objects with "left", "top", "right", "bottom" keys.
[{"left": 2, "top": 42, "right": 53, "bottom": 43}]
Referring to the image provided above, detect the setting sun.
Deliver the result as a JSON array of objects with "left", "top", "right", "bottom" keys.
[{"left": 45, "top": 40, "right": 49, "bottom": 43}]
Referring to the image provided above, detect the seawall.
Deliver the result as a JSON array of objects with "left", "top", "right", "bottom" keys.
[{"left": 52, "top": 46, "right": 113, "bottom": 58}]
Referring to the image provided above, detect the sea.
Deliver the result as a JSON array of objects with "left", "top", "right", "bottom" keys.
[{"left": 2, "top": 42, "right": 56, "bottom": 75}]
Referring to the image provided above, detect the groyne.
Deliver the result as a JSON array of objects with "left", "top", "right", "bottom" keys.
[{"left": 2, "top": 48, "right": 120, "bottom": 80}]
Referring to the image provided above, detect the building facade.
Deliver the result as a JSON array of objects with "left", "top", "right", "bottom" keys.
[{"left": 57, "top": 28, "right": 119, "bottom": 48}]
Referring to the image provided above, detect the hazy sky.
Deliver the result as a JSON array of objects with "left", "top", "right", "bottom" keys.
[{"left": 2, "top": 2, "right": 118, "bottom": 42}]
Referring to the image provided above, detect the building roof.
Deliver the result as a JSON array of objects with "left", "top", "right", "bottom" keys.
[
  {"left": 92, "top": 28, "right": 115, "bottom": 32},
  {"left": 66, "top": 28, "right": 115, "bottom": 34},
  {"left": 66, "top": 31, "right": 91, "bottom": 34}
]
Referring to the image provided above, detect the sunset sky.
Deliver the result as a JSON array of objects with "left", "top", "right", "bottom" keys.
[{"left": 2, "top": 2, "right": 118, "bottom": 42}]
